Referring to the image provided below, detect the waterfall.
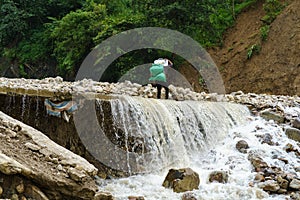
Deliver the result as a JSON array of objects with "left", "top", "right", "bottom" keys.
[
  {"left": 94, "top": 95, "right": 250, "bottom": 174},
  {"left": 21, "top": 95, "right": 27, "bottom": 121}
]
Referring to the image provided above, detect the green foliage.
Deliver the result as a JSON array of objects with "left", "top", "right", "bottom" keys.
[
  {"left": 234, "top": 0, "right": 257, "bottom": 14},
  {"left": 93, "top": 12, "right": 145, "bottom": 44},
  {"left": 19, "top": 64, "right": 28, "bottom": 78},
  {"left": 260, "top": 25, "right": 270, "bottom": 41},
  {"left": 50, "top": 3, "right": 107, "bottom": 76},
  {"left": 0, "top": 0, "right": 31, "bottom": 46},
  {"left": 261, "top": 0, "right": 285, "bottom": 24},
  {"left": 0, "top": 0, "right": 84, "bottom": 47},
  {"left": 247, "top": 44, "right": 260, "bottom": 59},
  {"left": 0, "top": 0, "right": 261, "bottom": 80},
  {"left": 17, "top": 29, "right": 52, "bottom": 64}
]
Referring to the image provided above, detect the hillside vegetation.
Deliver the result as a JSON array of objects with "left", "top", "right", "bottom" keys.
[{"left": 1, "top": 0, "right": 297, "bottom": 95}]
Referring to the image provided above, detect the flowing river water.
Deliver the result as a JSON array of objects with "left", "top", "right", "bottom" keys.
[{"left": 94, "top": 96, "right": 300, "bottom": 200}]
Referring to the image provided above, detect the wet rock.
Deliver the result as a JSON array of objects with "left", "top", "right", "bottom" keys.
[
  {"left": 254, "top": 173, "right": 265, "bottom": 182},
  {"left": 163, "top": 169, "right": 184, "bottom": 188},
  {"left": 289, "top": 179, "right": 300, "bottom": 190},
  {"left": 290, "top": 192, "right": 300, "bottom": 200},
  {"left": 283, "top": 143, "right": 300, "bottom": 156},
  {"left": 236, "top": 140, "right": 249, "bottom": 153},
  {"left": 94, "top": 192, "right": 115, "bottom": 200},
  {"left": 208, "top": 170, "right": 228, "bottom": 183},
  {"left": 276, "top": 176, "right": 289, "bottom": 189},
  {"left": 182, "top": 192, "right": 197, "bottom": 200},
  {"left": 260, "top": 110, "right": 284, "bottom": 123},
  {"left": 248, "top": 154, "right": 269, "bottom": 172},
  {"left": 263, "top": 168, "right": 276, "bottom": 177},
  {"left": 285, "top": 128, "right": 300, "bottom": 142},
  {"left": 292, "top": 118, "right": 300, "bottom": 129},
  {"left": 255, "top": 189, "right": 269, "bottom": 199},
  {"left": 261, "top": 133, "right": 274, "bottom": 145},
  {"left": 162, "top": 168, "right": 200, "bottom": 193},
  {"left": 277, "top": 189, "right": 287, "bottom": 194},
  {"left": 285, "top": 173, "right": 298, "bottom": 182},
  {"left": 128, "top": 196, "right": 144, "bottom": 200},
  {"left": 258, "top": 180, "right": 280, "bottom": 192}
]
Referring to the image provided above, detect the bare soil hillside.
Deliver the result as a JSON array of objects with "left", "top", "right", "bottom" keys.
[{"left": 207, "top": 0, "right": 300, "bottom": 95}]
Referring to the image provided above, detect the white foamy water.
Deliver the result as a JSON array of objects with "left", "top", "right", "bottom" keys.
[
  {"left": 96, "top": 96, "right": 249, "bottom": 173},
  {"left": 98, "top": 112, "right": 300, "bottom": 200}
]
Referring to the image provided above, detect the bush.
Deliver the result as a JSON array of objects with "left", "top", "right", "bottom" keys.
[
  {"left": 247, "top": 44, "right": 260, "bottom": 59},
  {"left": 50, "top": 3, "right": 107, "bottom": 77},
  {"left": 261, "top": 0, "right": 285, "bottom": 24},
  {"left": 260, "top": 25, "right": 270, "bottom": 41}
]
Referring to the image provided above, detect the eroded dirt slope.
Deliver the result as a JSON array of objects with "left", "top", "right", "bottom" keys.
[{"left": 208, "top": 0, "right": 300, "bottom": 95}]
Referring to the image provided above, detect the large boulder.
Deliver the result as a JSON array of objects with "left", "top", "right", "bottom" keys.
[
  {"left": 0, "top": 111, "right": 99, "bottom": 200},
  {"left": 162, "top": 168, "right": 200, "bottom": 193}
]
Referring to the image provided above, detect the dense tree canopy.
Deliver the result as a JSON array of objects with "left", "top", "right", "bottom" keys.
[{"left": 0, "top": 0, "right": 284, "bottom": 82}]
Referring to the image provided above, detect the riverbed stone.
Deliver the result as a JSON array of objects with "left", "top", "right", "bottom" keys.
[
  {"left": 94, "top": 192, "right": 115, "bottom": 200},
  {"left": 182, "top": 192, "right": 198, "bottom": 200},
  {"left": 285, "top": 128, "right": 300, "bottom": 142},
  {"left": 290, "top": 192, "right": 300, "bottom": 200},
  {"left": 254, "top": 173, "right": 265, "bottom": 182},
  {"left": 208, "top": 170, "right": 228, "bottom": 183},
  {"left": 248, "top": 154, "right": 269, "bottom": 172},
  {"left": 258, "top": 180, "right": 280, "bottom": 192},
  {"left": 289, "top": 179, "right": 300, "bottom": 190},
  {"left": 261, "top": 133, "right": 274, "bottom": 145},
  {"left": 260, "top": 110, "right": 284, "bottom": 123},
  {"left": 277, "top": 176, "right": 289, "bottom": 189},
  {"left": 163, "top": 168, "right": 200, "bottom": 193},
  {"left": 236, "top": 140, "right": 249, "bottom": 153},
  {"left": 292, "top": 118, "right": 300, "bottom": 129}
]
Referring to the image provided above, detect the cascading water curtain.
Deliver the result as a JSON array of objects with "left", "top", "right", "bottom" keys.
[{"left": 99, "top": 95, "right": 250, "bottom": 173}]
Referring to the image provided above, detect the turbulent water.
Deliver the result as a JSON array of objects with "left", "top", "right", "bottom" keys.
[
  {"left": 98, "top": 96, "right": 249, "bottom": 174},
  {"left": 97, "top": 103, "right": 300, "bottom": 199},
  {"left": 96, "top": 96, "right": 300, "bottom": 199}
]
